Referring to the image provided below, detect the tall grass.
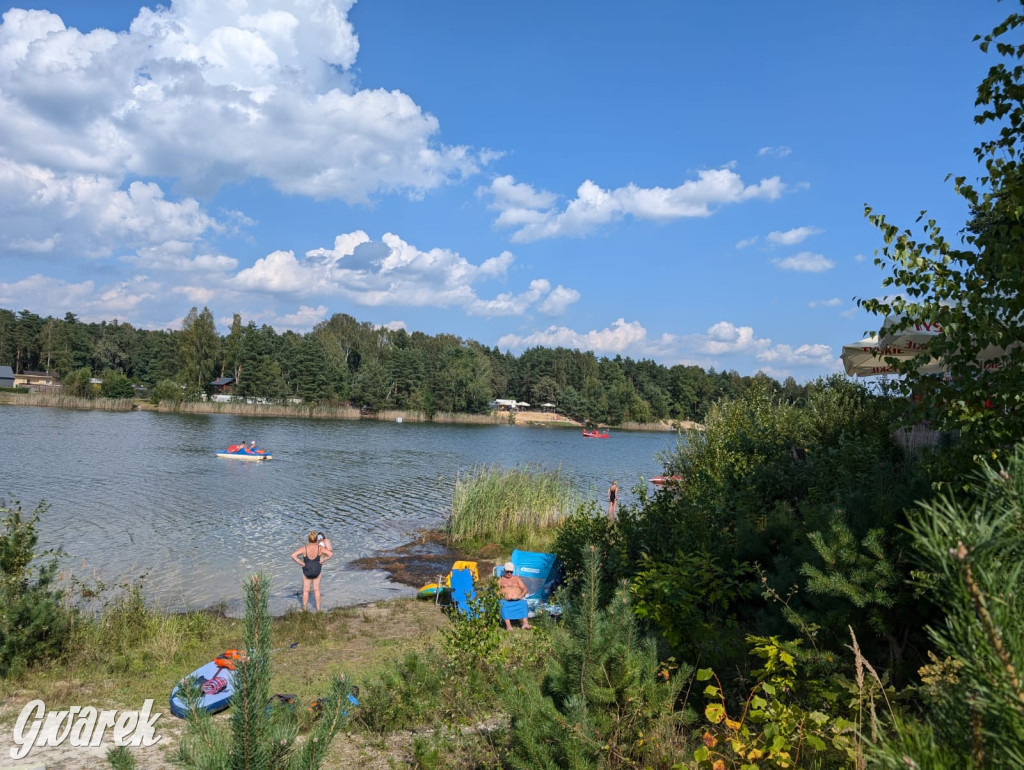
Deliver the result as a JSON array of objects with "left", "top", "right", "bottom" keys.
[
  {"left": 149, "top": 400, "right": 509, "bottom": 425},
  {"left": 0, "top": 392, "right": 135, "bottom": 411},
  {"left": 619, "top": 419, "right": 696, "bottom": 432},
  {"left": 448, "top": 465, "right": 578, "bottom": 550}
]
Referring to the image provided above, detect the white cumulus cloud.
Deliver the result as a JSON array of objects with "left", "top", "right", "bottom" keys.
[
  {"left": 231, "top": 230, "right": 577, "bottom": 318},
  {"left": 484, "top": 166, "right": 785, "bottom": 242},
  {"left": 773, "top": 252, "right": 835, "bottom": 272},
  {"left": 496, "top": 316, "right": 839, "bottom": 378},
  {"left": 766, "top": 226, "right": 823, "bottom": 246},
  {"left": 498, "top": 318, "right": 670, "bottom": 356},
  {"left": 808, "top": 297, "right": 843, "bottom": 308},
  {"left": 0, "top": 0, "right": 484, "bottom": 211}
]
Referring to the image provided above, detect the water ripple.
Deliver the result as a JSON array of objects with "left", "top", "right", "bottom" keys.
[{"left": 1, "top": 407, "right": 677, "bottom": 614}]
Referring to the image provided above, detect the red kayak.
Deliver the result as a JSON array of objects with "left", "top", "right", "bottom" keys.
[
  {"left": 650, "top": 475, "right": 682, "bottom": 486},
  {"left": 582, "top": 430, "right": 610, "bottom": 439}
]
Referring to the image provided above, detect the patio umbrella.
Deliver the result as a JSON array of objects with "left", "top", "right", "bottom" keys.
[
  {"left": 877, "top": 318, "right": 944, "bottom": 354},
  {"left": 840, "top": 336, "right": 944, "bottom": 377},
  {"left": 845, "top": 316, "right": 1017, "bottom": 377},
  {"left": 879, "top": 317, "right": 1016, "bottom": 365}
]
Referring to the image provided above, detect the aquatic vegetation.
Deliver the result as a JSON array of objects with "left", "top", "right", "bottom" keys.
[{"left": 448, "top": 465, "right": 578, "bottom": 550}]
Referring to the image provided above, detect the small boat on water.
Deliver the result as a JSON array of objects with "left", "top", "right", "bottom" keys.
[
  {"left": 650, "top": 475, "right": 682, "bottom": 486},
  {"left": 217, "top": 445, "right": 273, "bottom": 461},
  {"left": 582, "top": 430, "right": 610, "bottom": 439}
]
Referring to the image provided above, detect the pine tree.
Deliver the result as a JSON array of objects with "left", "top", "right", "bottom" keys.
[
  {"left": 506, "top": 546, "right": 692, "bottom": 768},
  {"left": 0, "top": 498, "right": 71, "bottom": 676},
  {"left": 870, "top": 444, "right": 1024, "bottom": 768},
  {"left": 169, "top": 574, "right": 357, "bottom": 770}
]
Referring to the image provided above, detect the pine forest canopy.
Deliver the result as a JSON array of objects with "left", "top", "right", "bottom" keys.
[{"left": 0, "top": 307, "right": 810, "bottom": 425}]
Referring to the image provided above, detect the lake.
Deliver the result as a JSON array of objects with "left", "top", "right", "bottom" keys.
[{"left": 0, "top": 405, "right": 679, "bottom": 615}]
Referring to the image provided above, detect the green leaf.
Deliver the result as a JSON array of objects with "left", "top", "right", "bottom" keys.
[
  {"left": 694, "top": 745, "right": 710, "bottom": 762},
  {"left": 697, "top": 668, "right": 714, "bottom": 681},
  {"left": 704, "top": 685, "right": 720, "bottom": 697},
  {"left": 705, "top": 703, "right": 726, "bottom": 724}
]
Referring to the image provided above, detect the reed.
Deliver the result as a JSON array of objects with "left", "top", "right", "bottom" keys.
[
  {"left": 0, "top": 392, "right": 135, "bottom": 411},
  {"left": 157, "top": 400, "right": 328, "bottom": 418},
  {"left": 448, "top": 465, "right": 578, "bottom": 549},
  {"left": 429, "top": 411, "right": 506, "bottom": 425},
  {"left": 618, "top": 419, "right": 695, "bottom": 432}
]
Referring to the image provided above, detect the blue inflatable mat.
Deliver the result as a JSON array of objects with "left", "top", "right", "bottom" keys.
[{"left": 170, "top": 658, "right": 236, "bottom": 718}]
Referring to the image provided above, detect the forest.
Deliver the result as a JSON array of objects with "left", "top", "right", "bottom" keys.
[{"left": 0, "top": 306, "right": 809, "bottom": 425}]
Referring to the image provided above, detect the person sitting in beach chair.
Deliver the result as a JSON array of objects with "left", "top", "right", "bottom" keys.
[{"left": 497, "top": 561, "right": 532, "bottom": 630}]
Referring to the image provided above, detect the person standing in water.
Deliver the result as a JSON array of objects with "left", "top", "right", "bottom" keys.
[
  {"left": 608, "top": 480, "right": 618, "bottom": 520},
  {"left": 291, "top": 531, "right": 329, "bottom": 611},
  {"left": 316, "top": 532, "right": 334, "bottom": 558}
]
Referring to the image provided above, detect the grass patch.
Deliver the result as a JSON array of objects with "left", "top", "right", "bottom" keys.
[
  {"left": 0, "top": 591, "right": 446, "bottom": 724},
  {"left": 447, "top": 465, "right": 578, "bottom": 552}
]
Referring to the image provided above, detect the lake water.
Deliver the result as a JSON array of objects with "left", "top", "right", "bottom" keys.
[{"left": 0, "top": 405, "right": 678, "bottom": 615}]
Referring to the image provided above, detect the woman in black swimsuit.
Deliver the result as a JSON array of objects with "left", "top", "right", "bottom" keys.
[
  {"left": 608, "top": 481, "right": 618, "bottom": 520},
  {"left": 291, "top": 531, "right": 329, "bottom": 611}
]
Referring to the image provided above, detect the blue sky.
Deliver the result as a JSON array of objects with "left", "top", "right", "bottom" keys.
[{"left": 0, "top": 0, "right": 1008, "bottom": 380}]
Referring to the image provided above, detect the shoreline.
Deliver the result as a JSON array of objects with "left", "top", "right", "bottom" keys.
[
  {"left": 0, "top": 391, "right": 700, "bottom": 432},
  {"left": 349, "top": 529, "right": 501, "bottom": 593}
]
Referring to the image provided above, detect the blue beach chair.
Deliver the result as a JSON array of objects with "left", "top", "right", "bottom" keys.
[{"left": 448, "top": 567, "right": 477, "bottom": 618}]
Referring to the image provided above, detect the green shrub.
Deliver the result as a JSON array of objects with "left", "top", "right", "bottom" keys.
[
  {"left": 100, "top": 369, "right": 136, "bottom": 399},
  {"left": 622, "top": 377, "right": 933, "bottom": 679},
  {"left": 551, "top": 501, "right": 622, "bottom": 599},
  {"left": 695, "top": 636, "right": 860, "bottom": 769},
  {"left": 60, "top": 367, "right": 94, "bottom": 398},
  {"left": 355, "top": 651, "right": 449, "bottom": 734},
  {"left": 868, "top": 443, "right": 1024, "bottom": 768},
  {"left": 151, "top": 378, "right": 183, "bottom": 405},
  {"left": 631, "top": 551, "right": 758, "bottom": 666},
  {"left": 0, "top": 498, "right": 73, "bottom": 676},
  {"left": 506, "top": 547, "right": 695, "bottom": 768},
  {"left": 441, "top": 579, "right": 503, "bottom": 667}
]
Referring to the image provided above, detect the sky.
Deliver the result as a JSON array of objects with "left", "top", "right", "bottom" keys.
[{"left": 0, "top": 0, "right": 1010, "bottom": 381}]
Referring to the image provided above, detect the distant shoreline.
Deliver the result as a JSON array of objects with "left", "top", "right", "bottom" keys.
[{"left": 1, "top": 391, "right": 700, "bottom": 432}]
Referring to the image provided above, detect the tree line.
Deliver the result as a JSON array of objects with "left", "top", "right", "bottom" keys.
[{"left": 0, "top": 306, "right": 809, "bottom": 425}]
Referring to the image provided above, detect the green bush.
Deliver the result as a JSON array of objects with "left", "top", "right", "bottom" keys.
[
  {"left": 150, "top": 378, "right": 183, "bottom": 405},
  {"left": 355, "top": 651, "right": 450, "bottom": 734},
  {"left": 506, "top": 547, "right": 695, "bottom": 768},
  {"left": 551, "top": 501, "right": 622, "bottom": 599},
  {"left": 622, "top": 376, "right": 934, "bottom": 680},
  {"left": 868, "top": 443, "right": 1024, "bottom": 768},
  {"left": 100, "top": 369, "right": 136, "bottom": 399},
  {"left": 631, "top": 551, "right": 758, "bottom": 666},
  {"left": 695, "top": 636, "right": 861, "bottom": 769},
  {"left": 441, "top": 579, "right": 504, "bottom": 667},
  {"left": 0, "top": 498, "right": 73, "bottom": 676},
  {"left": 61, "top": 367, "right": 94, "bottom": 398}
]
